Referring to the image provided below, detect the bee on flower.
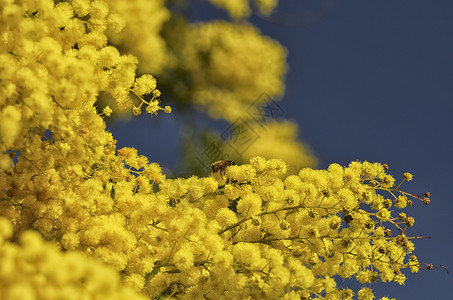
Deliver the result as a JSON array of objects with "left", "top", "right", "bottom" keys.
[{"left": 210, "top": 160, "right": 236, "bottom": 182}]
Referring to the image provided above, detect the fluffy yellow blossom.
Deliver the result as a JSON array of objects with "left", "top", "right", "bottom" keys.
[
  {"left": 358, "top": 287, "right": 375, "bottom": 300},
  {"left": 225, "top": 164, "right": 256, "bottom": 182},
  {"left": 237, "top": 193, "right": 262, "bottom": 216},
  {"left": 395, "top": 195, "right": 408, "bottom": 208},
  {"left": 404, "top": 172, "right": 413, "bottom": 181},
  {"left": 233, "top": 242, "right": 263, "bottom": 267},
  {"left": 377, "top": 208, "right": 391, "bottom": 221},
  {"left": 216, "top": 207, "right": 238, "bottom": 227},
  {"left": 173, "top": 245, "right": 195, "bottom": 270},
  {"left": 408, "top": 255, "right": 420, "bottom": 273},
  {"left": 146, "top": 100, "right": 160, "bottom": 115},
  {"left": 103, "top": 105, "right": 113, "bottom": 116},
  {"left": 107, "top": 13, "right": 126, "bottom": 33},
  {"left": 133, "top": 74, "right": 157, "bottom": 96}
]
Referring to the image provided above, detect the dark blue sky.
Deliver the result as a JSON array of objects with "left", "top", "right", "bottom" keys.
[{"left": 108, "top": 1, "right": 453, "bottom": 298}]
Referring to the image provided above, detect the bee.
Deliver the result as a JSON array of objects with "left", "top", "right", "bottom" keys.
[
  {"left": 210, "top": 160, "right": 236, "bottom": 179},
  {"left": 211, "top": 160, "right": 238, "bottom": 211}
]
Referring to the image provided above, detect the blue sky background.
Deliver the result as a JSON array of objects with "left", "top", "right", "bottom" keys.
[{"left": 108, "top": 1, "right": 453, "bottom": 298}]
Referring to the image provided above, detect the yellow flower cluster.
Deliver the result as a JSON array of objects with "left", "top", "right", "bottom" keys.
[
  {"left": 0, "top": 0, "right": 167, "bottom": 293},
  {"left": 133, "top": 158, "right": 424, "bottom": 299},
  {"left": 0, "top": 218, "right": 147, "bottom": 300},
  {"left": 164, "top": 20, "right": 287, "bottom": 122},
  {"left": 1, "top": 132, "right": 425, "bottom": 298},
  {"left": 106, "top": 0, "right": 170, "bottom": 74},
  {"left": 0, "top": 0, "right": 167, "bottom": 162},
  {"left": 0, "top": 0, "right": 430, "bottom": 299}
]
